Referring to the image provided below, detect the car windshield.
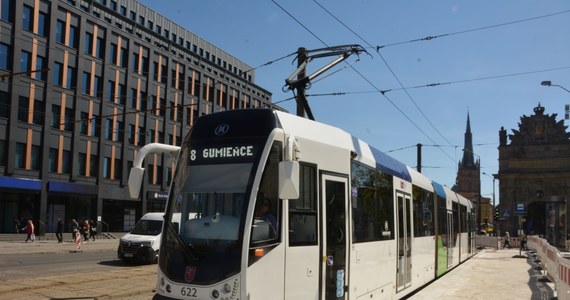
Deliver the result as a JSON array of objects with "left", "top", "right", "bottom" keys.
[{"left": 130, "top": 220, "right": 163, "bottom": 236}]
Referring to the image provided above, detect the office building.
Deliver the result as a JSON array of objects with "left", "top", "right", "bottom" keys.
[{"left": 0, "top": 0, "right": 272, "bottom": 233}]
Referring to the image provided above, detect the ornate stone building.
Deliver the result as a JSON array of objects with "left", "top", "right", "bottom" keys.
[{"left": 498, "top": 103, "right": 570, "bottom": 247}]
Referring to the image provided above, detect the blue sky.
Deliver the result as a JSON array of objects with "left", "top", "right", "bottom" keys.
[{"left": 138, "top": 1, "right": 570, "bottom": 204}]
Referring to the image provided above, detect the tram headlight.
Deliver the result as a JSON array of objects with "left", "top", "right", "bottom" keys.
[{"left": 211, "top": 289, "right": 220, "bottom": 298}]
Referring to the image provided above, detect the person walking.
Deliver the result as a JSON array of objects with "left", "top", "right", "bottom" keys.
[
  {"left": 74, "top": 226, "right": 81, "bottom": 251},
  {"left": 71, "top": 219, "right": 79, "bottom": 241},
  {"left": 24, "top": 220, "right": 35, "bottom": 242},
  {"left": 82, "top": 220, "right": 90, "bottom": 242},
  {"left": 56, "top": 218, "right": 64, "bottom": 243},
  {"left": 89, "top": 219, "right": 97, "bottom": 241},
  {"left": 503, "top": 231, "right": 511, "bottom": 249},
  {"left": 13, "top": 216, "right": 20, "bottom": 233}
]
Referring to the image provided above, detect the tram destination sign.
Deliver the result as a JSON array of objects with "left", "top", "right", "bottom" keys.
[{"left": 189, "top": 143, "right": 258, "bottom": 165}]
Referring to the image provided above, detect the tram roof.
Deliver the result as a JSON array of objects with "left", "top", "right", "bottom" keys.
[{"left": 275, "top": 111, "right": 412, "bottom": 182}]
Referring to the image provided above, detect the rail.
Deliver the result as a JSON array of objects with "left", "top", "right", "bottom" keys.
[
  {"left": 97, "top": 220, "right": 109, "bottom": 234},
  {"left": 528, "top": 235, "right": 570, "bottom": 298}
]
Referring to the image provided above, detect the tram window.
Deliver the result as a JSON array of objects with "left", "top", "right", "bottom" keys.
[
  {"left": 289, "top": 163, "right": 317, "bottom": 246},
  {"left": 251, "top": 142, "right": 281, "bottom": 244},
  {"left": 412, "top": 185, "right": 435, "bottom": 237},
  {"left": 460, "top": 205, "right": 467, "bottom": 233},
  {"left": 437, "top": 196, "right": 448, "bottom": 246},
  {"left": 350, "top": 161, "right": 394, "bottom": 242}
]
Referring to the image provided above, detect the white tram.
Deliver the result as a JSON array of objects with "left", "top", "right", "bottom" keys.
[{"left": 128, "top": 108, "right": 476, "bottom": 300}]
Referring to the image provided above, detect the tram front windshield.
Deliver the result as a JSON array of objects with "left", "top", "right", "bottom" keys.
[{"left": 159, "top": 142, "right": 256, "bottom": 285}]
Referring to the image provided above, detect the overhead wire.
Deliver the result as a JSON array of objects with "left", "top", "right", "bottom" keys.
[
  {"left": 272, "top": 0, "right": 450, "bottom": 161},
  {"left": 375, "top": 9, "right": 570, "bottom": 49},
  {"left": 312, "top": 0, "right": 457, "bottom": 161}
]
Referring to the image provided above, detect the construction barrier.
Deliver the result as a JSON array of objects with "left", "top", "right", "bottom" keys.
[
  {"left": 475, "top": 235, "right": 521, "bottom": 250},
  {"left": 528, "top": 235, "right": 570, "bottom": 299}
]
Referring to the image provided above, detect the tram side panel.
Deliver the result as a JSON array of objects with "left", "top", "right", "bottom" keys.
[{"left": 349, "top": 161, "right": 399, "bottom": 299}]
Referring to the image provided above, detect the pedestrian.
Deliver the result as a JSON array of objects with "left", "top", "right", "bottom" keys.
[
  {"left": 13, "top": 216, "right": 20, "bottom": 233},
  {"left": 74, "top": 224, "right": 81, "bottom": 251},
  {"left": 82, "top": 220, "right": 90, "bottom": 242},
  {"left": 24, "top": 220, "right": 35, "bottom": 242},
  {"left": 56, "top": 218, "right": 64, "bottom": 243},
  {"left": 89, "top": 219, "right": 97, "bottom": 241},
  {"left": 503, "top": 231, "right": 511, "bottom": 249},
  {"left": 520, "top": 234, "right": 528, "bottom": 251},
  {"left": 71, "top": 219, "right": 79, "bottom": 241}
]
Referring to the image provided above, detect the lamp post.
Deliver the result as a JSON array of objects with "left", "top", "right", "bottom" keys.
[
  {"left": 541, "top": 80, "right": 570, "bottom": 93},
  {"left": 482, "top": 172, "right": 497, "bottom": 236},
  {"left": 541, "top": 80, "right": 570, "bottom": 120}
]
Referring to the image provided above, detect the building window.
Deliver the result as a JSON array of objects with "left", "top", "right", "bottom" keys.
[
  {"left": 0, "top": 91, "right": 10, "bottom": 119},
  {"left": 20, "top": 50, "right": 31, "bottom": 73},
  {"left": 53, "top": 62, "right": 63, "bottom": 85},
  {"left": 78, "top": 153, "right": 86, "bottom": 176},
  {"left": 118, "top": 83, "right": 126, "bottom": 105},
  {"left": 84, "top": 32, "right": 93, "bottom": 55},
  {"left": 110, "top": 43, "right": 117, "bottom": 64},
  {"left": 0, "top": 43, "right": 9, "bottom": 70},
  {"left": 31, "top": 145, "right": 41, "bottom": 171},
  {"left": 104, "top": 118, "right": 112, "bottom": 140},
  {"left": 62, "top": 150, "right": 71, "bottom": 174},
  {"left": 114, "top": 158, "right": 122, "bottom": 180},
  {"left": 55, "top": 20, "right": 65, "bottom": 44},
  {"left": 94, "top": 75, "right": 102, "bottom": 98},
  {"left": 22, "top": 5, "right": 33, "bottom": 31},
  {"left": 115, "top": 121, "right": 123, "bottom": 141},
  {"left": 48, "top": 148, "right": 57, "bottom": 172},
  {"left": 110, "top": 0, "right": 116, "bottom": 10},
  {"left": 68, "top": 25, "right": 78, "bottom": 49},
  {"left": 107, "top": 80, "right": 115, "bottom": 102},
  {"left": 0, "top": 139, "right": 7, "bottom": 166},
  {"left": 82, "top": 72, "right": 91, "bottom": 95},
  {"left": 128, "top": 124, "right": 135, "bottom": 144},
  {"left": 103, "top": 157, "right": 111, "bottom": 178},
  {"left": 38, "top": 11, "right": 48, "bottom": 37},
  {"left": 90, "top": 154, "right": 98, "bottom": 177},
  {"left": 79, "top": 112, "right": 88, "bottom": 134},
  {"left": 96, "top": 37, "right": 105, "bottom": 59},
  {"left": 15, "top": 143, "right": 25, "bottom": 169},
  {"left": 64, "top": 107, "right": 73, "bottom": 131},
  {"left": 35, "top": 55, "right": 46, "bottom": 81},
  {"left": 90, "top": 115, "right": 100, "bottom": 137},
  {"left": 66, "top": 66, "right": 75, "bottom": 89},
  {"left": 1, "top": 0, "right": 14, "bottom": 23},
  {"left": 51, "top": 104, "right": 61, "bottom": 129},
  {"left": 33, "top": 99, "right": 44, "bottom": 125},
  {"left": 18, "top": 96, "right": 28, "bottom": 122}
]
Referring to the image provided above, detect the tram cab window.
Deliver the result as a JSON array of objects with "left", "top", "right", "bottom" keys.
[
  {"left": 250, "top": 142, "right": 281, "bottom": 245},
  {"left": 288, "top": 163, "right": 317, "bottom": 246}
]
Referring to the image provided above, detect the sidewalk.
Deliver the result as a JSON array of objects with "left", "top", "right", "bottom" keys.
[
  {"left": 0, "top": 237, "right": 120, "bottom": 255},
  {"left": 409, "top": 247, "right": 556, "bottom": 299}
]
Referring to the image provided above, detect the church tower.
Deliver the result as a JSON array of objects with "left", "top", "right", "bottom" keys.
[{"left": 455, "top": 113, "right": 481, "bottom": 201}]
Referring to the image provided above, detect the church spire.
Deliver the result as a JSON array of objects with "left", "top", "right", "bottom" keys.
[{"left": 461, "top": 112, "right": 476, "bottom": 168}]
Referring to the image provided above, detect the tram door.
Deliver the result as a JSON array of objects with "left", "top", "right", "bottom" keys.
[
  {"left": 396, "top": 192, "right": 412, "bottom": 292},
  {"left": 447, "top": 212, "right": 454, "bottom": 268},
  {"left": 321, "top": 175, "right": 349, "bottom": 300}
]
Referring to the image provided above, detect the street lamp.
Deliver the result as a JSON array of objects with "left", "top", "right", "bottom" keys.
[
  {"left": 541, "top": 80, "right": 570, "bottom": 93},
  {"left": 541, "top": 80, "right": 570, "bottom": 120},
  {"left": 482, "top": 172, "right": 497, "bottom": 236}
]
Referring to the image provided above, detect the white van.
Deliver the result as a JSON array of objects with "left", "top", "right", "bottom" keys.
[{"left": 117, "top": 212, "right": 164, "bottom": 264}]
